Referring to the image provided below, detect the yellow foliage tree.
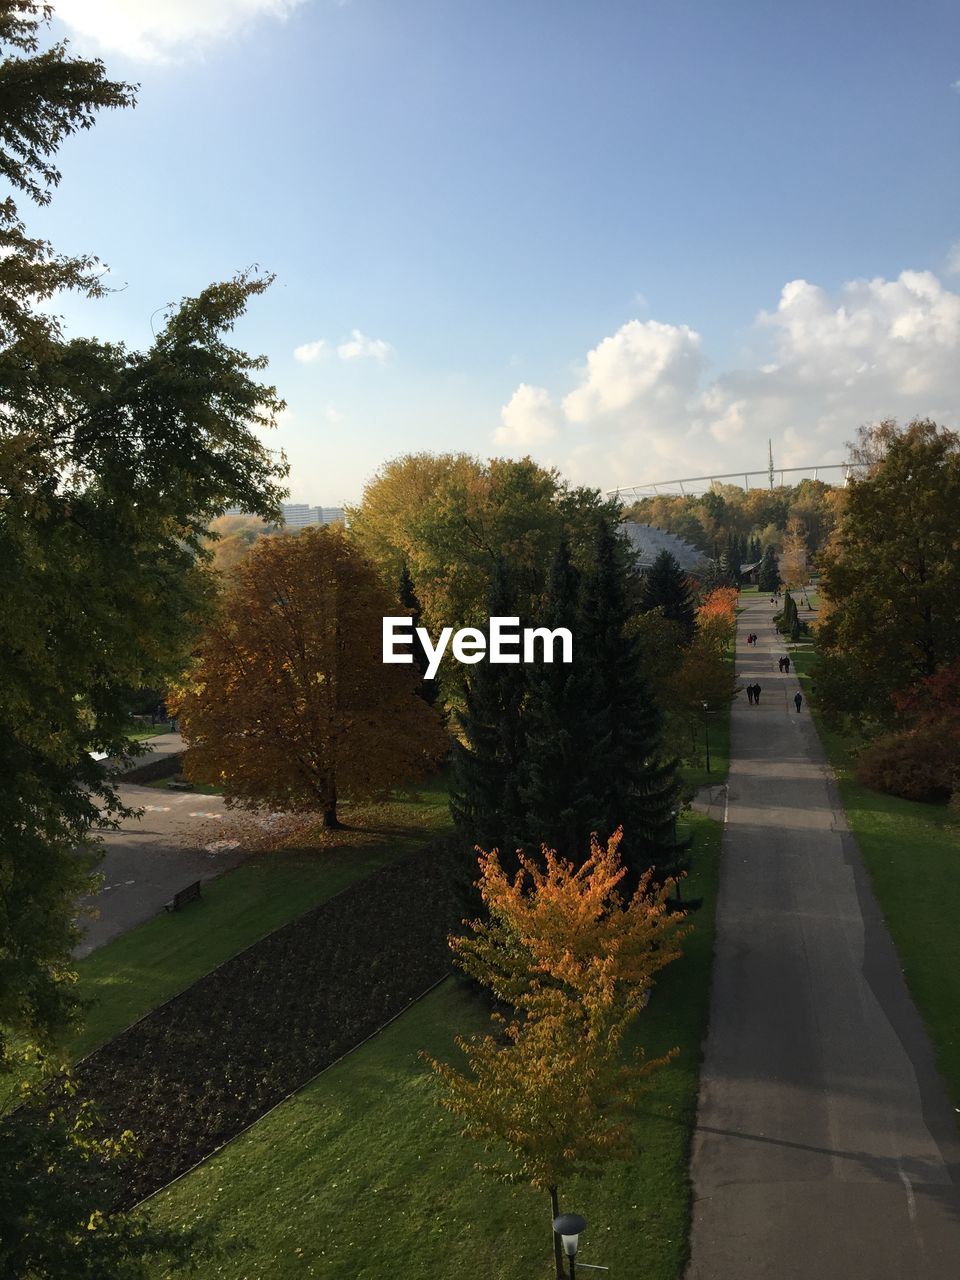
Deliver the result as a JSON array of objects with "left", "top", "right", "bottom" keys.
[
  {"left": 171, "top": 527, "right": 448, "bottom": 826},
  {"left": 780, "top": 516, "right": 808, "bottom": 589},
  {"left": 424, "top": 832, "right": 686, "bottom": 1277}
]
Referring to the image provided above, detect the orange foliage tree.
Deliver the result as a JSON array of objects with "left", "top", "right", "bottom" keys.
[
  {"left": 663, "top": 588, "right": 738, "bottom": 758},
  {"left": 171, "top": 527, "right": 448, "bottom": 826},
  {"left": 424, "top": 832, "right": 687, "bottom": 1277}
]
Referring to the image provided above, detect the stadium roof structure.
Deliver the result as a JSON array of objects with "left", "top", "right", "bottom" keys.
[{"left": 621, "top": 521, "right": 708, "bottom": 573}]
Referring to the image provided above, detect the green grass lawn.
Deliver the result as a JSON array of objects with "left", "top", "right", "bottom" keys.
[
  {"left": 144, "top": 811, "right": 722, "bottom": 1280},
  {"left": 69, "top": 778, "right": 452, "bottom": 1063},
  {"left": 790, "top": 645, "right": 960, "bottom": 1108}
]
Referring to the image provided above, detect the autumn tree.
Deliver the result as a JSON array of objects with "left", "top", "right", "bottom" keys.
[
  {"left": 780, "top": 517, "right": 808, "bottom": 588},
  {"left": 173, "top": 527, "right": 447, "bottom": 826},
  {"left": 425, "top": 833, "right": 686, "bottom": 1278},
  {"left": 817, "top": 420, "right": 960, "bottom": 725},
  {"left": 207, "top": 514, "right": 273, "bottom": 574},
  {"left": 665, "top": 588, "right": 738, "bottom": 767},
  {"left": 347, "top": 451, "right": 614, "bottom": 635}
]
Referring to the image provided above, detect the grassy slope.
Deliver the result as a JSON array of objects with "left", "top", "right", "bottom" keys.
[
  {"left": 72, "top": 779, "right": 452, "bottom": 1062},
  {"left": 146, "top": 810, "right": 722, "bottom": 1280},
  {"left": 791, "top": 645, "right": 960, "bottom": 1107}
]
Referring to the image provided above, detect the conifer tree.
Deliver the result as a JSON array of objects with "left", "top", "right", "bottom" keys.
[
  {"left": 580, "top": 520, "right": 683, "bottom": 885},
  {"left": 519, "top": 540, "right": 608, "bottom": 862},
  {"left": 639, "top": 548, "right": 696, "bottom": 644},
  {"left": 757, "top": 545, "right": 781, "bottom": 593},
  {"left": 450, "top": 560, "right": 528, "bottom": 863},
  {"left": 398, "top": 564, "right": 438, "bottom": 705}
]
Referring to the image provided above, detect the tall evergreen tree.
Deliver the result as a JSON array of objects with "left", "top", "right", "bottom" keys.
[
  {"left": 398, "top": 564, "right": 439, "bottom": 705},
  {"left": 639, "top": 549, "right": 696, "bottom": 645},
  {"left": 450, "top": 560, "right": 527, "bottom": 864},
  {"left": 520, "top": 540, "right": 609, "bottom": 863},
  {"left": 757, "top": 545, "right": 781, "bottom": 593},
  {"left": 580, "top": 521, "right": 684, "bottom": 886}
]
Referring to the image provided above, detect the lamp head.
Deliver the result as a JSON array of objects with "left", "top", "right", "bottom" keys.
[{"left": 553, "top": 1213, "right": 588, "bottom": 1258}]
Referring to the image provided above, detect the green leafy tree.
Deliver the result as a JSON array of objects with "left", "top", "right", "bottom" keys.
[
  {"left": 639, "top": 548, "right": 696, "bottom": 644},
  {"left": 0, "top": 1, "right": 288, "bottom": 1060},
  {"left": 0, "top": 1054, "right": 198, "bottom": 1278},
  {"left": 818, "top": 420, "right": 960, "bottom": 725}
]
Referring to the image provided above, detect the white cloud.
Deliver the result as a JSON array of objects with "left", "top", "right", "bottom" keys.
[
  {"left": 495, "top": 271, "right": 960, "bottom": 490},
  {"left": 324, "top": 405, "right": 345, "bottom": 425},
  {"left": 55, "top": 0, "right": 308, "bottom": 62},
  {"left": 336, "top": 329, "right": 394, "bottom": 363},
  {"left": 293, "top": 338, "right": 329, "bottom": 363},
  {"left": 495, "top": 384, "right": 562, "bottom": 448},
  {"left": 562, "top": 319, "right": 704, "bottom": 424},
  {"left": 946, "top": 243, "right": 960, "bottom": 275}
]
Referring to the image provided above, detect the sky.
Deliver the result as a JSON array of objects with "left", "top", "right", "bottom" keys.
[{"left": 30, "top": 0, "right": 960, "bottom": 504}]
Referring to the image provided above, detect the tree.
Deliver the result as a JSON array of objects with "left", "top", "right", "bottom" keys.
[
  {"left": 0, "top": 2, "right": 289, "bottom": 1061},
  {"left": 450, "top": 559, "right": 528, "bottom": 859},
  {"left": 398, "top": 563, "right": 438, "bottom": 705},
  {"left": 639, "top": 549, "right": 695, "bottom": 644},
  {"left": 173, "top": 527, "right": 448, "bottom": 826},
  {"left": 519, "top": 540, "right": 608, "bottom": 862},
  {"left": 347, "top": 451, "right": 614, "bottom": 635},
  {"left": 780, "top": 517, "right": 808, "bottom": 588},
  {"left": 818, "top": 420, "right": 960, "bottom": 724},
  {"left": 579, "top": 520, "right": 681, "bottom": 883},
  {"left": 757, "top": 544, "right": 781, "bottom": 593},
  {"left": 0, "top": 1054, "right": 197, "bottom": 1278},
  {"left": 424, "top": 833, "right": 685, "bottom": 1279}
]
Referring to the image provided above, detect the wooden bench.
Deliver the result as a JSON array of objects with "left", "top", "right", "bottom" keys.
[{"left": 163, "top": 881, "right": 202, "bottom": 913}]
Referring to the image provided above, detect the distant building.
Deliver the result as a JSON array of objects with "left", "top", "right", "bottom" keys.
[
  {"left": 621, "top": 521, "right": 708, "bottom": 574},
  {"left": 223, "top": 503, "right": 346, "bottom": 529}
]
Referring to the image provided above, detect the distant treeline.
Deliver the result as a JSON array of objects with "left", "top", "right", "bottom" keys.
[{"left": 622, "top": 479, "right": 844, "bottom": 563}]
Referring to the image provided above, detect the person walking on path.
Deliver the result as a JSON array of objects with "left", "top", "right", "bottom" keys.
[
  {"left": 747, "top": 684, "right": 755, "bottom": 705},
  {"left": 794, "top": 691, "right": 803, "bottom": 713},
  {"left": 753, "top": 682, "right": 762, "bottom": 704},
  {"left": 784, "top": 655, "right": 791, "bottom": 673},
  {"left": 778, "top": 657, "right": 785, "bottom": 672}
]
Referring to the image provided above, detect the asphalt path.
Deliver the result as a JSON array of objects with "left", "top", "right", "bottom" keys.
[
  {"left": 75, "top": 779, "right": 245, "bottom": 958},
  {"left": 686, "top": 593, "right": 960, "bottom": 1279}
]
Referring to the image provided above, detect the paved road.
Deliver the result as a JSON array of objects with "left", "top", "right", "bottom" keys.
[
  {"left": 75, "top": 780, "right": 245, "bottom": 958},
  {"left": 686, "top": 593, "right": 960, "bottom": 1280}
]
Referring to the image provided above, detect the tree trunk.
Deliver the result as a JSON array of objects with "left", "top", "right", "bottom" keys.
[
  {"left": 549, "top": 1185, "right": 565, "bottom": 1279},
  {"left": 322, "top": 784, "right": 340, "bottom": 829}
]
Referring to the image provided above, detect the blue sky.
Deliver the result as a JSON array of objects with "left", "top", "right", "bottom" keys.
[{"left": 36, "top": 0, "right": 960, "bottom": 502}]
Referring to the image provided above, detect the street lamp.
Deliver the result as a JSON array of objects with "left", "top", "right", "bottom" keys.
[
  {"left": 702, "top": 701, "right": 711, "bottom": 774},
  {"left": 552, "top": 1214, "right": 608, "bottom": 1277}
]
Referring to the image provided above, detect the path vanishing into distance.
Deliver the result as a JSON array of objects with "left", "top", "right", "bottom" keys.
[{"left": 686, "top": 593, "right": 960, "bottom": 1280}]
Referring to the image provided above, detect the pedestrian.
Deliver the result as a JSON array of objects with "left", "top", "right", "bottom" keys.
[
  {"left": 784, "top": 656, "right": 790, "bottom": 673},
  {"left": 753, "top": 682, "right": 762, "bottom": 704},
  {"left": 794, "top": 691, "right": 803, "bottom": 713},
  {"left": 746, "top": 684, "right": 755, "bottom": 705},
  {"left": 778, "top": 657, "right": 784, "bottom": 672}
]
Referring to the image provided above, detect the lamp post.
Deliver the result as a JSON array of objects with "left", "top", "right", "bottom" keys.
[
  {"left": 702, "top": 701, "right": 711, "bottom": 774},
  {"left": 552, "top": 1214, "right": 609, "bottom": 1277},
  {"left": 671, "top": 807, "right": 682, "bottom": 903}
]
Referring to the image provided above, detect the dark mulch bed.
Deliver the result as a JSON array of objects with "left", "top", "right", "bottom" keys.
[{"left": 72, "top": 838, "right": 475, "bottom": 1208}]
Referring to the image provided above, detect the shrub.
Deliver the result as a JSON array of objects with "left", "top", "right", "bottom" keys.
[{"left": 855, "top": 722, "right": 960, "bottom": 804}]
